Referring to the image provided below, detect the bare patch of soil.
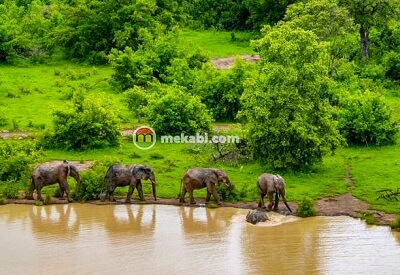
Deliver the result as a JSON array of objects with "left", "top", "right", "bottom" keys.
[
  {"left": 0, "top": 130, "right": 29, "bottom": 140},
  {"left": 42, "top": 160, "right": 94, "bottom": 171},
  {"left": 211, "top": 54, "right": 260, "bottom": 70}
]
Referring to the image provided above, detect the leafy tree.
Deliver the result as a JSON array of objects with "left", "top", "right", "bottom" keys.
[
  {"left": 284, "top": 0, "right": 357, "bottom": 77},
  {"left": 240, "top": 25, "right": 343, "bottom": 170},
  {"left": 109, "top": 31, "right": 208, "bottom": 91},
  {"left": 147, "top": 85, "right": 212, "bottom": 135},
  {"left": 193, "top": 58, "right": 251, "bottom": 121},
  {"left": 41, "top": 92, "right": 121, "bottom": 150},
  {"left": 125, "top": 86, "right": 149, "bottom": 122},
  {"left": 338, "top": 0, "right": 395, "bottom": 59},
  {"left": 338, "top": 90, "right": 398, "bottom": 145}
]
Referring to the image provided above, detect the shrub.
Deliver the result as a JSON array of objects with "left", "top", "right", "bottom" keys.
[
  {"left": 216, "top": 182, "right": 239, "bottom": 203},
  {"left": 193, "top": 59, "right": 250, "bottom": 121},
  {"left": 338, "top": 90, "right": 398, "bottom": 145},
  {"left": 148, "top": 85, "right": 212, "bottom": 135},
  {"left": 296, "top": 197, "right": 317, "bottom": 217},
  {"left": 0, "top": 141, "right": 41, "bottom": 182},
  {"left": 39, "top": 92, "right": 121, "bottom": 150},
  {"left": 390, "top": 215, "right": 400, "bottom": 231},
  {"left": 0, "top": 198, "right": 5, "bottom": 205},
  {"left": 2, "top": 182, "right": 19, "bottom": 199},
  {"left": 383, "top": 51, "right": 400, "bottom": 82}
]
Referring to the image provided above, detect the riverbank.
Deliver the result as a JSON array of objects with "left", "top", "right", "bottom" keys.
[{"left": 4, "top": 192, "right": 396, "bottom": 227}]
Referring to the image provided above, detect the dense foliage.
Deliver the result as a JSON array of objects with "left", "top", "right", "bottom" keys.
[
  {"left": 338, "top": 91, "right": 398, "bottom": 145},
  {"left": 240, "top": 25, "right": 343, "bottom": 170},
  {"left": 0, "top": 141, "right": 41, "bottom": 182},
  {"left": 147, "top": 85, "right": 212, "bottom": 135},
  {"left": 40, "top": 92, "right": 121, "bottom": 150}
]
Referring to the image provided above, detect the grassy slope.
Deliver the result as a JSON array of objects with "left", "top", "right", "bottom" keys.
[
  {"left": 0, "top": 62, "right": 132, "bottom": 130},
  {"left": 181, "top": 29, "right": 256, "bottom": 58},
  {"left": 0, "top": 31, "right": 400, "bottom": 214}
]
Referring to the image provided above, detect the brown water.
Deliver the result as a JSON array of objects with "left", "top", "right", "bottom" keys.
[{"left": 0, "top": 204, "right": 399, "bottom": 274}]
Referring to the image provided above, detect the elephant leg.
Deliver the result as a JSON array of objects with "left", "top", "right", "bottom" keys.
[
  {"left": 188, "top": 189, "right": 196, "bottom": 204},
  {"left": 207, "top": 182, "right": 221, "bottom": 205},
  {"left": 126, "top": 184, "right": 135, "bottom": 203},
  {"left": 26, "top": 179, "right": 35, "bottom": 200},
  {"left": 273, "top": 192, "right": 279, "bottom": 211},
  {"left": 205, "top": 190, "right": 211, "bottom": 203},
  {"left": 36, "top": 185, "right": 44, "bottom": 202},
  {"left": 136, "top": 180, "right": 145, "bottom": 201},
  {"left": 99, "top": 191, "right": 108, "bottom": 202},
  {"left": 179, "top": 187, "right": 187, "bottom": 203},
  {"left": 108, "top": 185, "right": 117, "bottom": 202},
  {"left": 57, "top": 182, "right": 65, "bottom": 200},
  {"left": 267, "top": 192, "right": 274, "bottom": 210},
  {"left": 258, "top": 192, "right": 266, "bottom": 208},
  {"left": 59, "top": 180, "right": 72, "bottom": 202}
]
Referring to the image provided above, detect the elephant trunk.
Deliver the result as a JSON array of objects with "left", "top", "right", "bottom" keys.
[
  {"left": 151, "top": 179, "right": 156, "bottom": 201},
  {"left": 74, "top": 175, "right": 81, "bottom": 200},
  {"left": 225, "top": 178, "right": 231, "bottom": 190}
]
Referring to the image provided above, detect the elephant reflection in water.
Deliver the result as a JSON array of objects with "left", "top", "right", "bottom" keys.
[
  {"left": 27, "top": 205, "right": 81, "bottom": 241},
  {"left": 98, "top": 205, "right": 156, "bottom": 238},
  {"left": 179, "top": 207, "right": 233, "bottom": 236}
]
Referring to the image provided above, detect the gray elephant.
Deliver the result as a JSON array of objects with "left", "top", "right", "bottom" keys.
[
  {"left": 99, "top": 164, "right": 156, "bottom": 203},
  {"left": 246, "top": 209, "right": 268, "bottom": 224},
  {"left": 179, "top": 168, "right": 231, "bottom": 205},
  {"left": 257, "top": 173, "right": 292, "bottom": 212},
  {"left": 26, "top": 160, "right": 80, "bottom": 202}
]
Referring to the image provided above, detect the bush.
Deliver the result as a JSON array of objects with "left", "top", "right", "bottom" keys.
[
  {"left": 0, "top": 141, "right": 41, "bottom": 182},
  {"left": 296, "top": 197, "right": 317, "bottom": 217},
  {"left": 383, "top": 51, "right": 400, "bottom": 82},
  {"left": 338, "top": 90, "right": 398, "bottom": 145},
  {"left": 390, "top": 215, "right": 400, "bottom": 231},
  {"left": 193, "top": 59, "right": 250, "bottom": 121},
  {"left": 148, "top": 85, "right": 212, "bottom": 135},
  {"left": 76, "top": 161, "right": 115, "bottom": 201},
  {"left": 2, "top": 182, "right": 19, "bottom": 199},
  {"left": 216, "top": 182, "right": 239, "bottom": 203},
  {"left": 39, "top": 92, "right": 121, "bottom": 150}
]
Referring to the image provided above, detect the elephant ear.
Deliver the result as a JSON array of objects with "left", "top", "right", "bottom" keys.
[{"left": 132, "top": 165, "right": 149, "bottom": 180}]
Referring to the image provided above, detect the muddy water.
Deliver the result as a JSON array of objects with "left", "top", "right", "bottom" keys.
[{"left": 0, "top": 204, "right": 399, "bottom": 274}]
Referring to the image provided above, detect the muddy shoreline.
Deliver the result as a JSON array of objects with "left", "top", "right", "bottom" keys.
[{"left": 4, "top": 193, "right": 396, "bottom": 227}]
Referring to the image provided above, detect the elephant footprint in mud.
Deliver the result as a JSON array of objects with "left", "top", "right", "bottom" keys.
[
  {"left": 257, "top": 173, "right": 292, "bottom": 212},
  {"left": 179, "top": 168, "right": 231, "bottom": 205},
  {"left": 26, "top": 160, "right": 80, "bottom": 202},
  {"left": 99, "top": 164, "right": 156, "bottom": 203}
]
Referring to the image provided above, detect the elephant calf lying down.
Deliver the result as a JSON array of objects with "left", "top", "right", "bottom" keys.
[
  {"left": 99, "top": 164, "right": 156, "bottom": 202},
  {"left": 179, "top": 168, "right": 231, "bottom": 205}
]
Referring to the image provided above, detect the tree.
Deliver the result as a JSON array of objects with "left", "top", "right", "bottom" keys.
[
  {"left": 240, "top": 25, "right": 343, "bottom": 170},
  {"left": 283, "top": 0, "right": 356, "bottom": 77},
  {"left": 338, "top": 0, "right": 394, "bottom": 59},
  {"left": 147, "top": 85, "right": 212, "bottom": 135}
]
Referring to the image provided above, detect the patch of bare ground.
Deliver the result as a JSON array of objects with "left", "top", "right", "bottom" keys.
[
  {"left": 211, "top": 54, "right": 260, "bottom": 70},
  {"left": 315, "top": 165, "right": 396, "bottom": 226},
  {"left": 0, "top": 130, "right": 29, "bottom": 140}
]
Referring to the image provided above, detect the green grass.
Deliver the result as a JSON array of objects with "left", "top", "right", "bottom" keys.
[
  {"left": 0, "top": 62, "right": 132, "bottom": 130},
  {"left": 342, "top": 144, "right": 400, "bottom": 213},
  {"left": 181, "top": 29, "right": 256, "bottom": 58}
]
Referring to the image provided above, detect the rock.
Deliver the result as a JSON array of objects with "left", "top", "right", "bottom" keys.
[{"left": 246, "top": 210, "right": 268, "bottom": 225}]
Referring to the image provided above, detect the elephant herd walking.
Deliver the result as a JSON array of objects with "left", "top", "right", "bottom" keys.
[{"left": 26, "top": 161, "right": 292, "bottom": 212}]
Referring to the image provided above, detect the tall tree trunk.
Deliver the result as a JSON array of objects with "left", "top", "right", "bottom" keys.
[{"left": 359, "top": 25, "right": 369, "bottom": 59}]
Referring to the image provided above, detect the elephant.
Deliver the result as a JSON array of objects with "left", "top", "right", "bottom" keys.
[
  {"left": 246, "top": 209, "right": 268, "bottom": 225},
  {"left": 179, "top": 168, "right": 231, "bottom": 205},
  {"left": 257, "top": 173, "right": 292, "bottom": 212},
  {"left": 99, "top": 164, "right": 156, "bottom": 203},
  {"left": 26, "top": 160, "right": 80, "bottom": 202}
]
